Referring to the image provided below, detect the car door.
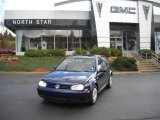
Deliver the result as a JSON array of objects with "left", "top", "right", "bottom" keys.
[
  {"left": 96, "top": 58, "right": 107, "bottom": 91},
  {"left": 102, "top": 60, "right": 110, "bottom": 84}
]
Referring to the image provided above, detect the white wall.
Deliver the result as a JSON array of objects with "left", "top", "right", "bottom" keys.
[
  {"left": 138, "top": 1, "right": 153, "bottom": 50},
  {"left": 92, "top": 0, "right": 154, "bottom": 50},
  {"left": 154, "top": 6, "right": 160, "bottom": 15},
  {"left": 108, "top": 0, "right": 138, "bottom": 23},
  {"left": 92, "top": 0, "right": 138, "bottom": 48},
  {"left": 5, "top": 10, "right": 90, "bottom": 20},
  {"left": 92, "top": 0, "right": 110, "bottom": 48},
  {"left": 54, "top": 1, "right": 91, "bottom": 11}
]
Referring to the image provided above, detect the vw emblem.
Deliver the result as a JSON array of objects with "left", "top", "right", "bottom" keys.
[{"left": 55, "top": 84, "right": 60, "bottom": 89}]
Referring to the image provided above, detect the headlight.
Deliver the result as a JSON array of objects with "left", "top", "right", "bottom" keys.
[
  {"left": 39, "top": 81, "right": 47, "bottom": 87},
  {"left": 71, "top": 84, "right": 84, "bottom": 91}
]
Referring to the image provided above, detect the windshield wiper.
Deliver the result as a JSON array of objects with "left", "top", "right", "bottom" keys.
[
  {"left": 68, "top": 70, "right": 81, "bottom": 72},
  {"left": 81, "top": 70, "right": 94, "bottom": 72},
  {"left": 56, "top": 70, "right": 67, "bottom": 71}
]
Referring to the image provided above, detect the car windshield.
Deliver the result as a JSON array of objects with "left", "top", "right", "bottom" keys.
[{"left": 56, "top": 58, "right": 96, "bottom": 72}]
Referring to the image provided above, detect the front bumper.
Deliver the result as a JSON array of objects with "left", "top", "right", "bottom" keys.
[{"left": 37, "top": 87, "right": 91, "bottom": 103}]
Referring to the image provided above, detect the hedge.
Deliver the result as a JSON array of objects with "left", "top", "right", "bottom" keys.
[
  {"left": 25, "top": 49, "right": 65, "bottom": 57},
  {"left": 89, "top": 47, "right": 111, "bottom": 57},
  {"left": 140, "top": 49, "right": 154, "bottom": 54},
  {"left": 111, "top": 57, "right": 138, "bottom": 71},
  {"left": 110, "top": 48, "right": 122, "bottom": 57},
  {"left": 89, "top": 47, "right": 122, "bottom": 57},
  {"left": 74, "top": 48, "right": 87, "bottom": 55},
  {"left": 140, "top": 49, "right": 154, "bottom": 59}
]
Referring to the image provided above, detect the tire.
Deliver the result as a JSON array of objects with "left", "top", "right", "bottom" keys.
[
  {"left": 106, "top": 75, "right": 112, "bottom": 89},
  {"left": 88, "top": 86, "right": 98, "bottom": 105}
]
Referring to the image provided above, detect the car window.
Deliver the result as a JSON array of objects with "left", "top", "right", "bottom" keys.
[
  {"left": 102, "top": 61, "right": 108, "bottom": 69},
  {"left": 56, "top": 58, "right": 96, "bottom": 72},
  {"left": 98, "top": 57, "right": 102, "bottom": 65},
  {"left": 97, "top": 57, "right": 109, "bottom": 70}
]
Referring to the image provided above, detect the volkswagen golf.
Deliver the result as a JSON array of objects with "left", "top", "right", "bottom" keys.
[{"left": 37, "top": 55, "right": 112, "bottom": 104}]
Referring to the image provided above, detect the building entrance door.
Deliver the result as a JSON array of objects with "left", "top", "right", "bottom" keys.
[
  {"left": 110, "top": 31, "right": 123, "bottom": 51},
  {"left": 123, "top": 31, "right": 137, "bottom": 51},
  {"left": 110, "top": 30, "right": 137, "bottom": 51},
  {"left": 155, "top": 32, "right": 160, "bottom": 53},
  {"left": 110, "top": 37, "right": 123, "bottom": 51}
]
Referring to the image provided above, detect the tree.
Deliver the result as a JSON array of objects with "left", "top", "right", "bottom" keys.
[{"left": 1, "top": 28, "right": 8, "bottom": 49}]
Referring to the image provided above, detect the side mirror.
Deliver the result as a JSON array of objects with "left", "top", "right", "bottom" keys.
[
  {"left": 97, "top": 65, "right": 106, "bottom": 72},
  {"left": 97, "top": 65, "right": 101, "bottom": 71}
]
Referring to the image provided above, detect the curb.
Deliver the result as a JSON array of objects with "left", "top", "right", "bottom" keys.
[
  {"left": 113, "top": 71, "right": 141, "bottom": 75},
  {"left": 0, "top": 71, "right": 49, "bottom": 74}
]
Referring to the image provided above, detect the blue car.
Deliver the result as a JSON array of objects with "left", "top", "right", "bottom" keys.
[{"left": 37, "top": 55, "right": 112, "bottom": 104}]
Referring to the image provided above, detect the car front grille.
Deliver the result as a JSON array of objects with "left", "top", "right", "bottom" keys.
[{"left": 47, "top": 83, "right": 71, "bottom": 89}]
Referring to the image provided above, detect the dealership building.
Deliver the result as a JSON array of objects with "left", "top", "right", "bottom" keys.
[{"left": 4, "top": 0, "right": 160, "bottom": 55}]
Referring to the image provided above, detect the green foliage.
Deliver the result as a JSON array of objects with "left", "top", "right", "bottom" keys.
[
  {"left": 25, "top": 50, "right": 40, "bottom": 57},
  {"left": 51, "top": 49, "right": 65, "bottom": 56},
  {"left": 74, "top": 48, "right": 87, "bottom": 55},
  {"left": 25, "top": 49, "right": 65, "bottom": 57},
  {"left": 7, "top": 40, "right": 15, "bottom": 49},
  {"left": 111, "top": 57, "right": 138, "bottom": 71},
  {"left": 0, "top": 40, "right": 2, "bottom": 48},
  {"left": 141, "top": 49, "right": 154, "bottom": 54},
  {"left": 110, "top": 48, "right": 122, "bottom": 57},
  {"left": 89, "top": 47, "right": 111, "bottom": 57},
  {"left": 0, "top": 31, "right": 15, "bottom": 49}
]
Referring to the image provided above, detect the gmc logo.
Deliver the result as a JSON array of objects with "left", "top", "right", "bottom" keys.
[{"left": 110, "top": 6, "right": 136, "bottom": 14}]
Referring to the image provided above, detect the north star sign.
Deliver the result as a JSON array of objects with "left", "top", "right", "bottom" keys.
[
  {"left": 110, "top": 6, "right": 136, "bottom": 14},
  {"left": 12, "top": 19, "right": 52, "bottom": 25}
]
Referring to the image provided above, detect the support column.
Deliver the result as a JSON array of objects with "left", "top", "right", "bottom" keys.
[
  {"left": 138, "top": 1, "right": 153, "bottom": 50},
  {"left": 91, "top": 0, "right": 110, "bottom": 48}
]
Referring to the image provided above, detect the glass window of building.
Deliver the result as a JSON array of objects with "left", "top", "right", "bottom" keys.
[
  {"left": 16, "top": 29, "right": 91, "bottom": 53},
  {"left": 55, "top": 30, "right": 68, "bottom": 50},
  {"left": 155, "top": 32, "right": 160, "bottom": 51}
]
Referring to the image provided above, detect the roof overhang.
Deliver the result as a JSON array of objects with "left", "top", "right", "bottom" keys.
[{"left": 54, "top": 0, "right": 90, "bottom": 6}]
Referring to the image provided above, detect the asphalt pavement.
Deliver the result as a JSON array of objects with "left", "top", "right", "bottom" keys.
[{"left": 0, "top": 72, "right": 160, "bottom": 120}]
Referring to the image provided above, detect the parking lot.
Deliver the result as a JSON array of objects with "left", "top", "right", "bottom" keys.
[{"left": 0, "top": 72, "right": 160, "bottom": 120}]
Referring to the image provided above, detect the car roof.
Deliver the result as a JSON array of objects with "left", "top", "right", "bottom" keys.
[{"left": 66, "top": 55, "right": 105, "bottom": 59}]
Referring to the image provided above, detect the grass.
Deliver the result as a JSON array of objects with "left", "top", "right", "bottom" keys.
[
  {"left": 0, "top": 56, "right": 139, "bottom": 72},
  {"left": 0, "top": 56, "right": 64, "bottom": 71}
]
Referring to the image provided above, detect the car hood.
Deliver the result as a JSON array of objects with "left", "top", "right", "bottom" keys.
[{"left": 42, "top": 71, "right": 95, "bottom": 84}]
